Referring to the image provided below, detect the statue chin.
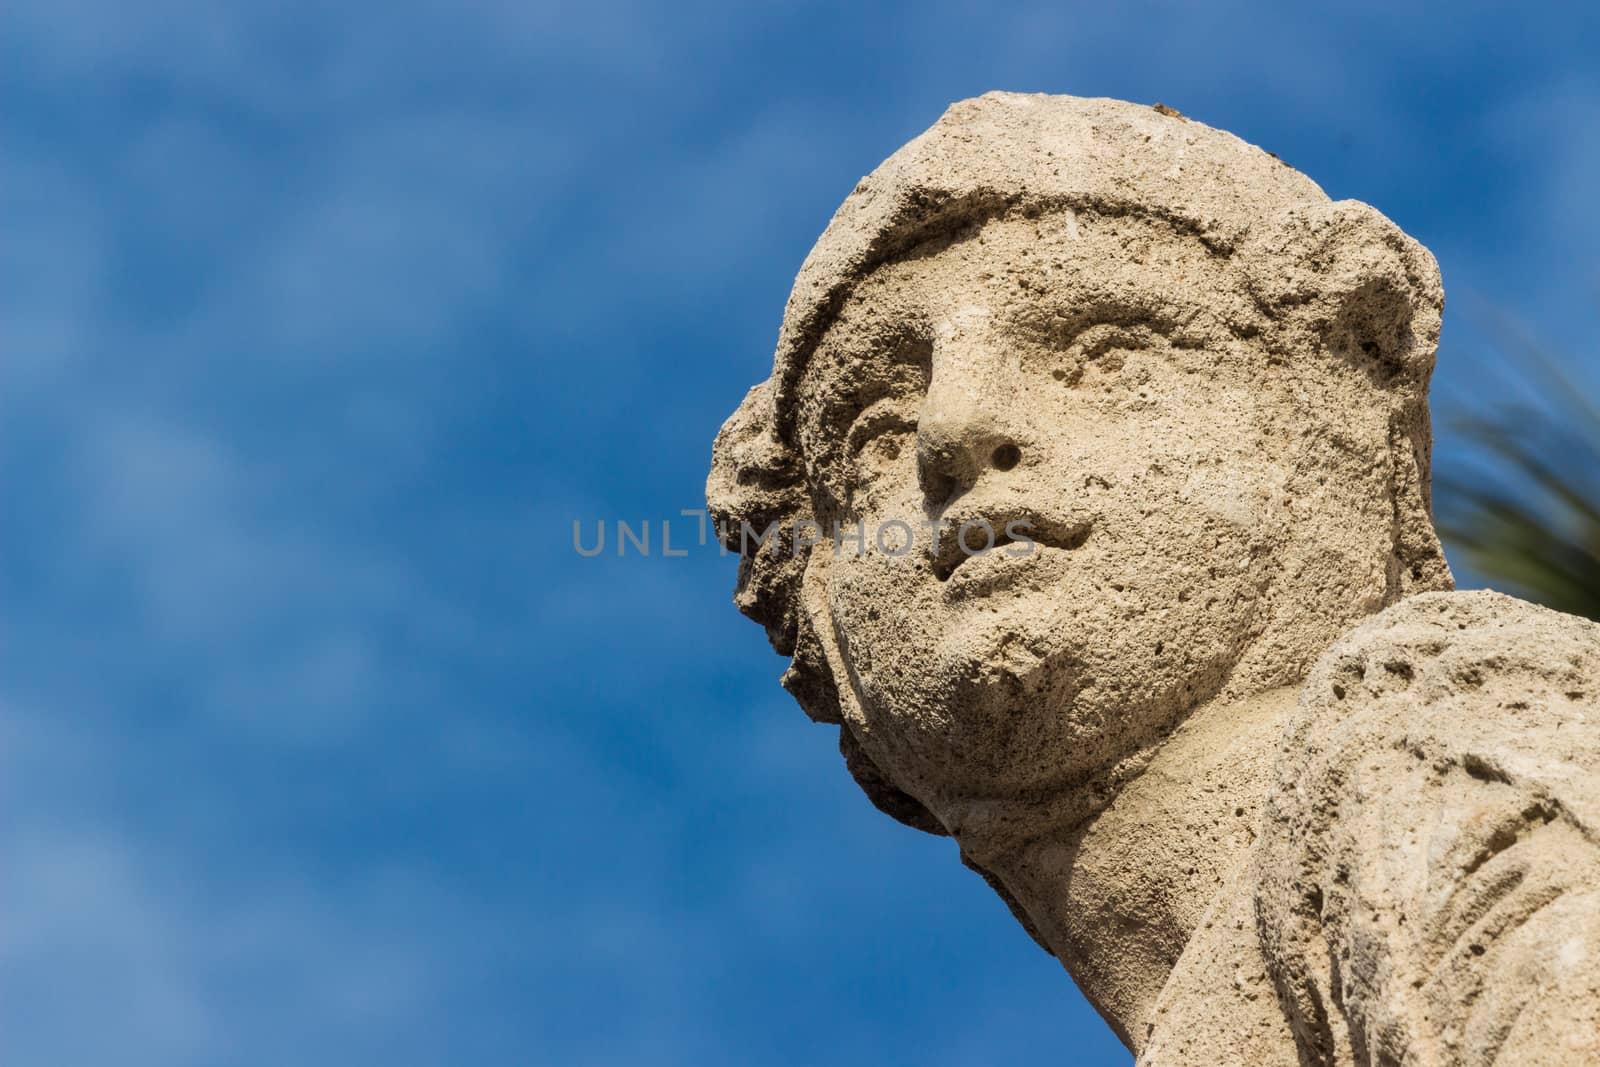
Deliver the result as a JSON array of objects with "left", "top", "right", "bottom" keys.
[{"left": 823, "top": 511, "right": 1267, "bottom": 805}]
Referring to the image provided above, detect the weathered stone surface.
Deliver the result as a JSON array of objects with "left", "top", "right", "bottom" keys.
[
  {"left": 1258, "top": 591, "right": 1600, "bottom": 1067},
  {"left": 707, "top": 93, "right": 1600, "bottom": 1065}
]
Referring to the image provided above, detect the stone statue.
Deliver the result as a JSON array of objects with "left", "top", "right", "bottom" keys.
[{"left": 707, "top": 93, "right": 1600, "bottom": 1066}]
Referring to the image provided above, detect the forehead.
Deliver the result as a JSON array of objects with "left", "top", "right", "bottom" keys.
[{"left": 797, "top": 208, "right": 1258, "bottom": 401}]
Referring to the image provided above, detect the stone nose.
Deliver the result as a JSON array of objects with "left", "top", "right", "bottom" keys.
[{"left": 916, "top": 385, "right": 1025, "bottom": 510}]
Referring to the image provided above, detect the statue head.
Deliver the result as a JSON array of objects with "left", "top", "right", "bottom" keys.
[{"left": 708, "top": 93, "right": 1452, "bottom": 843}]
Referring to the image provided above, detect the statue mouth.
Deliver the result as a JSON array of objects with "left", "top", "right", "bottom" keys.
[{"left": 930, "top": 514, "right": 1092, "bottom": 583}]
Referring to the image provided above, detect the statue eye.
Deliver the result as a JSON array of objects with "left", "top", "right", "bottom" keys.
[
  {"left": 1033, "top": 322, "right": 1153, "bottom": 383},
  {"left": 860, "top": 427, "right": 912, "bottom": 463},
  {"left": 847, "top": 401, "right": 918, "bottom": 459},
  {"left": 1070, "top": 323, "right": 1148, "bottom": 361},
  {"left": 843, "top": 403, "right": 918, "bottom": 512}
]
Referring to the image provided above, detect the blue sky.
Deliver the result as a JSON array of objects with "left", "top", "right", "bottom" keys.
[{"left": 3, "top": 2, "right": 1596, "bottom": 1064}]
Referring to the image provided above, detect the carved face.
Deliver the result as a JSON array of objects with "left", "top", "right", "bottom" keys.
[{"left": 794, "top": 211, "right": 1296, "bottom": 813}]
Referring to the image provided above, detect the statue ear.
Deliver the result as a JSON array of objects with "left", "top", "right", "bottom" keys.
[
  {"left": 1250, "top": 201, "right": 1454, "bottom": 599},
  {"left": 1260, "top": 200, "right": 1444, "bottom": 394}
]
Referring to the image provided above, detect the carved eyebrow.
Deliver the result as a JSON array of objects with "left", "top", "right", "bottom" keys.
[
  {"left": 1010, "top": 301, "right": 1173, "bottom": 348},
  {"left": 846, "top": 398, "right": 918, "bottom": 455},
  {"left": 1060, "top": 322, "right": 1158, "bottom": 358},
  {"left": 805, "top": 327, "right": 933, "bottom": 439}
]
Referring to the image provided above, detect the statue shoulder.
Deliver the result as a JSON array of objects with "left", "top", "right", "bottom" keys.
[
  {"left": 1253, "top": 590, "right": 1600, "bottom": 1066},
  {"left": 1285, "top": 589, "right": 1600, "bottom": 813},
  {"left": 1290, "top": 588, "right": 1600, "bottom": 785}
]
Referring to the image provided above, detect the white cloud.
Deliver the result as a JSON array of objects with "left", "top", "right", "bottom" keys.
[{"left": 0, "top": 705, "right": 462, "bottom": 1066}]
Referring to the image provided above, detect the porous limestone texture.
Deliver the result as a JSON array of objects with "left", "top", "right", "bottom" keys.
[
  {"left": 707, "top": 93, "right": 1600, "bottom": 1065},
  {"left": 1258, "top": 591, "right": 1600, "bottom": 1067}
]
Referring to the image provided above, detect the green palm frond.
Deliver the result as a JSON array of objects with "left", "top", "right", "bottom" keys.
[{"left": 1434, "top": 320, "right": 1600, "bottom": 622}]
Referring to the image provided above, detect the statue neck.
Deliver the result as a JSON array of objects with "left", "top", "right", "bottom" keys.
[{"left": 957, "top": 684, "right": 1300, "bottom": 1051}]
